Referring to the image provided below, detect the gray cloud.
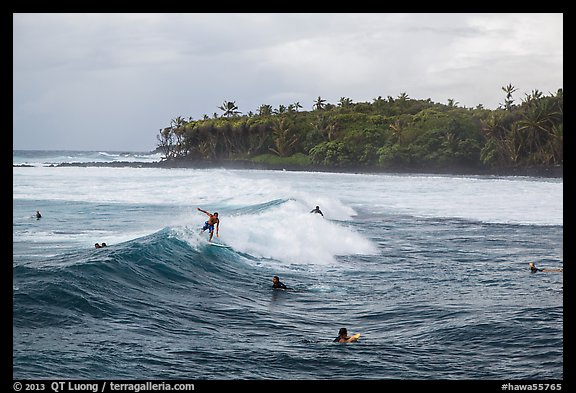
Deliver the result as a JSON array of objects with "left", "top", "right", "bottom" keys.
[{"left": 13, "top": 13, "right": 563, "bottom": 151}]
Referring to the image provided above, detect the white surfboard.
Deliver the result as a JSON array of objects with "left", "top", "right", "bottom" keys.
[{"left": 210, "top": 242, "right": 231, "bottom": 249}]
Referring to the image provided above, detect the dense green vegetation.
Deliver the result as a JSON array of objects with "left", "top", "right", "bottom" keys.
[{"left": 156, "top": 86, "right": 562, "bottom": 172}]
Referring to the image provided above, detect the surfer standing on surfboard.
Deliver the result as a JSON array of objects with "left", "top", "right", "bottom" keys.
[{"left": 197, "top": 207, "right": 219, "bottom": 242}]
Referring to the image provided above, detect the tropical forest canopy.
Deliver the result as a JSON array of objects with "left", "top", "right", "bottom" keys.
[{"left": 156, "top": 85, "right": 563, "bottom": 171}]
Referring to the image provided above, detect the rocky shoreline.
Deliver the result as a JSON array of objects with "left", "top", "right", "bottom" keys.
[{"left": 13, "top": 159, "right": 563, "bottom": 178}]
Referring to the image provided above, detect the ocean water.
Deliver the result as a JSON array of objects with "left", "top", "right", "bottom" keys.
[{"left": 13, "top": 151, "right": 563, "bottom": 381}]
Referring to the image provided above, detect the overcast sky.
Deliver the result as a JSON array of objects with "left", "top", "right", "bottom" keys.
[{"left": 13, "top": 13, "right": 563, "bottom": 152}]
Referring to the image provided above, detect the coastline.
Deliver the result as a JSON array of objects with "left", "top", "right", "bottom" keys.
[{"left": 14, "top": 159, "right": 563, "bottom": 178}]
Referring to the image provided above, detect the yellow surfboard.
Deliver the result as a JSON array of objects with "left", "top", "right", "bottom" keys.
[{"left": 348, "top": 333, "right": 361, "bottom": 342}]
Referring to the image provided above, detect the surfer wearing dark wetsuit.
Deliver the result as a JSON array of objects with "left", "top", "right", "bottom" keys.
[
  {"left": 310, "top": 206, "right": 323, "bottom": 216},
  {"left": 272, "top": 275, "right": 288, "bottom": 289}
]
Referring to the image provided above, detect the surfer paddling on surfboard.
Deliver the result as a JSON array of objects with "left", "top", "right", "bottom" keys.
[
  {"left": 334, "top": 328, "right": 360, "bottom": 343},
  {"left": 529, "top": 261, "right": 562, "bottom": 273},
  {"left": 272, "top": 275, "right": 289, "bottom": 290},
  {"left": 197, "top": 207, "right": 219, "bottom": 242}
]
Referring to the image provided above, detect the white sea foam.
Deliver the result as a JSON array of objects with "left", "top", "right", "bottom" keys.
[
  {"left": 167, "top": 198, "right": 377, "bottom": 266},
  {"left": 219, "top": 199, "right": 378, "bottom": 265},
  {"left": 13, "top": 166, "right": 562, "bottom": 228}
]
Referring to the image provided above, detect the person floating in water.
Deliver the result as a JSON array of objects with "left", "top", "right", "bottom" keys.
[
  {"left": 35, "top": 210, "right": 42, "bottom": 220},
  {"left": 529, "top": 262, "right": 562, "bottom": 273},
  {"left": 272, "top": 275, "right": 289, "bottom": 290},
  {"left": 333, "top": 328, "right": 359, "bottom": 343},
  {"left": 197, "top": 207, "right": 220, "bottom": 242},
  {"left": 310, "top": 205, "right": 323, "bottom": 216},
  {"left": 95, "top": 243, "right": 102, "bottom": 249}
]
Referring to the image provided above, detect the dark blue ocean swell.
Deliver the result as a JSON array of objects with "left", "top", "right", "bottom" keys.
[
  {"left": 13, "top": 227, "right": 268, "bottom": 378},
  {"left": 13, "top": 202, "right": 563, "bottom": 380},
  {"left": 14, "top": 228, "right": 259, "bottom": 318}
]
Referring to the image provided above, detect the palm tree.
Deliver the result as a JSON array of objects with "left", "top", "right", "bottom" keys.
[
  {"left": 293, "top": 102, "right": 303, "bottom": 112},
  {"left": 196, "top": 126, "right": 218, "bottom": 160},
  {"left": 274, "top": 104, "right": 288, "bottom": 115},
  {"left": 257, "top": 104, "right": 273, "bottom": 116},
  {"left": 522, "top": 89, "right": 543, "bottom": 106},
  {"left": 157, "top": 127, "right": 175, "bottom": 160},
  {"left": 313, "top": 114, "right": 339, "bottom": 142},
  {"left": 397, "top": 92, "right": 410, "bottom": 101},
  {"left": 447, "top": 98, "right": 459, "bottom": 108},
  {"left": 500, "top": 84, "right": 517, "bottom": 111},
  {"left": 170, "top": 116, "right": 187, "bottom": 129},
  {"left": 548, "top": 124, "right": 563, "bottom": 165},
  {"left": 169, "top": 116, "right": 189, "bottom": 158},
  {"left": 389, "top": 118, "right": 404, "bottom": 145},
  {"left": 338, "top": 97, "right": 353, "bottom": 107},
  {"left": 516, "top": 98, "right": 559, "bottom": 164},
  {"left": 480, "top": 112, "right": 509, "bottom": 166},
  {"left": 313, "top": 96, "right": 326, "bottom": 111},
  {"left": 218, "top": 100, "right": 241, "bottom": 118},
  {"left": 269, "top": 117, "right": 299, "bottom": 157}
]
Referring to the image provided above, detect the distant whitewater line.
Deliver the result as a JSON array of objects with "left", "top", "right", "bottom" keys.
[
  {"left": 12, "top": 150, "right": 162, "bottom": 167},
  {"left": 12, "top": 150, "right": 563, "bottom": 178}
]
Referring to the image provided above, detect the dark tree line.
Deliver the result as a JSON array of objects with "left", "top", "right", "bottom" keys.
[{"left": 156, "top": 87, "right": 563, "bottom": 171}]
